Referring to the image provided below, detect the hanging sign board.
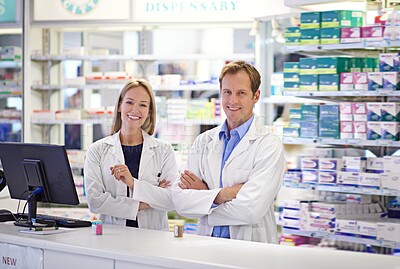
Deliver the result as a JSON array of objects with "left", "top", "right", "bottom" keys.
[
  {"left": 33, "top": 0, "right": 130, "bottom": 22},
  {"left": 0, "top": 0, "right": 17, "bottom": 23},
  {"left": 132, "top": 0, "right": 269, "bottom": 22}
]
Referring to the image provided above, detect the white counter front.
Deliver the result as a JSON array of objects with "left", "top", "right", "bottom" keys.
[{"left": 0, "top": 223, "right": 399, "bottom": 269}]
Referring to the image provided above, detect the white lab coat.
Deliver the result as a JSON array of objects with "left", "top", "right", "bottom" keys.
[
  {"left": 84, "top": 130, "right": 179, "bottom": 231},
  {"left": 172, "top": 115, "right": 285, "bottom": 243}
]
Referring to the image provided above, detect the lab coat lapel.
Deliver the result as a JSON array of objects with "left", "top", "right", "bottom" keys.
[
  {"left": 207, "top": 129, "right": 223, "bottom": 189},
  {"left": 138, "top": 130, "right": 156, "bottom": 179},
  {"left": 105, "top": 132, "right": 125, "bottom": 164}
]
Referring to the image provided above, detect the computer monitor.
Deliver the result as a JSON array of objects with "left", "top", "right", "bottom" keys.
[{"left": 0, "top": 142, "right": 79, "bottom": 228}]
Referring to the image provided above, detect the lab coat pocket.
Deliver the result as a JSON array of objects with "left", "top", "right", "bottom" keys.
[{"left": 232, "top": 169, "right": 251, "bottom": 185}]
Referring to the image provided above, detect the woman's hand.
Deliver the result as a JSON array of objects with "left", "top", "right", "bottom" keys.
[
  {"left": 178, "top": 170, "right": 209, "bottom": 190},
  {"left": 158, "top": 179, "right": 171, "bottom": 188},
  {"left": 110, "top": 165, "right": 134, "bottom": 189}
]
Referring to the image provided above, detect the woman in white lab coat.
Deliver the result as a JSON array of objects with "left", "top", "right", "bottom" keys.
[{"left": 84, "top": 79, "right": 178, "bottom": 231}]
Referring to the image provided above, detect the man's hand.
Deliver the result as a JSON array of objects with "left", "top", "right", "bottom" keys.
[
  {"left": 178, "top": 170, "right": 209, "bottom": 190},
  {"left": 139, "top": 202, "right": 150, "bottom": 211},
  {"left": 214, "top": 183, "right": 244, "bottom": 205}
]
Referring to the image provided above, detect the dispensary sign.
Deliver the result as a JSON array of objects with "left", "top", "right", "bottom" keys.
[{"left": 133, "top": 0, "right": 268, "bottom": 22}]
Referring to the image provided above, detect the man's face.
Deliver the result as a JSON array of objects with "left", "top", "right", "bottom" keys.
[{"left": 220, "top": 70, "right": 260, "bottom": 130}]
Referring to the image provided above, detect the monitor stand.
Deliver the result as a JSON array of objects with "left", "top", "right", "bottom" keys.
[{"left": 13, "top": 195, "right": 55, "bottom": 228}]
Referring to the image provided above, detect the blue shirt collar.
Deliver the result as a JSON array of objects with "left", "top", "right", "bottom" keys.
[{"left": 218, "top": 115, "right": 254, "bottom": 140}]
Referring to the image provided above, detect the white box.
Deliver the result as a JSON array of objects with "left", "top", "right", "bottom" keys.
[
  {"left": 353, "top": 121, "right": 367, "bottom": 140},
  {"left": 383, "top": 156, "right": 400, "bottom": 173},
  {"left": 356, "top": 220, "right": 377, "bottom": 239},
  {"left": 282, "top": 208, "right": 300, "bottom": 219},
  {"left": 336, "top": 219, "right": 357, "bottom": 236},
  {"left": 302, "top": 170, "right": 319, "bottom": 184},
  {"left": 340, "top": 121, "right": 353, "bottom": 139},
  {"left": 342, "top": 156, "right": 366, "bottom": 172},
  {"left": 366, "top": 102, "right": 381, "bottom": 121},
  {"left": 358, "top": 172, "right": 380, "bottom": 188},
  {"left": 381, "top": 122, "right": 400, "bottom": 141},
  {"left": 381, "top": 103, "right": 400, "bottom": 122},
  {"left": 340, "top": 102, "right": 353, "bottom": 121},
  {"left": 380, "top": 173, "right": 400, "bottom": 191},
  {"left": 377, "top": 221, "right": 400, "bottom": 242},
  {"left": 318, "top": 171, "right": 337, "bottom": 185},
  {"left": 366, "top": 157, "right": 384, "bottom": 173},
  {"left": 319, "top": 158, "right": 343, "bottom": 171},
  {"left": 301, "top": 158, "right": 319, "bottom": 170},
  {"left": 338, "top": 171, "right": 360, "bottom": 185}
]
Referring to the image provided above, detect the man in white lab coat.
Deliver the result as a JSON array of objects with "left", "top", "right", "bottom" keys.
[{"left": 172, "top": 61, "right": 286, "bottom": 243}]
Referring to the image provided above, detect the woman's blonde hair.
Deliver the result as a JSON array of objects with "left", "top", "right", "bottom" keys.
[{"left": 111, "top": 79, "right": 156, "bottom": 135}]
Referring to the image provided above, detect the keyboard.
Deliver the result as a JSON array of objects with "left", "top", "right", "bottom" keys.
[{"left": 35, "top": 214, "right": 92, "bottom": 228}]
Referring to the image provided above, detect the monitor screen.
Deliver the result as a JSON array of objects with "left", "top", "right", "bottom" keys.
[{"left": 0, "top": 142, "right": 79, "bottom": 226}]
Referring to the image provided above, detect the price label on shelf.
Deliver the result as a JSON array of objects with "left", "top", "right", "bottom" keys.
[
  {"left": 380, "top": 240, "right": 396, "bottom": 248},
  {"left": 378, "top": 140, "right": 393, "bottom": 146},
  {"left": 341, "top": 186, "right": 358, "bottom": 193},
  {"left": 346, "top": 139, "right": 360, "bottom": 145},
  {"left": 377, "top": 89, "right": 393, "bottom": 96}
]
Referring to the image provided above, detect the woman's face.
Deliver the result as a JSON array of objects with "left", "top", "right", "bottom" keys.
[{"left": 118, "top": 86, "right": 151, "bottom": 130}]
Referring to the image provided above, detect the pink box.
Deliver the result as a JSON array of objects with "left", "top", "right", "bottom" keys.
[
  {"left": 341, "top": 27, "right": 362, "bottom": 43},
  {"left": 340, "top": 72, "right": 354, "bottom": 91},
  {"left": 353, "top": 72, "right": 368, "bottom": 91},
  {"left": 341, "top": 121, "right": 354, "bottom": 139},
  {"left": 340, "top": 102, "right": 353, "bottom": 121},
  {"left": 354, "top": 121, "right": 367, "bottom": 140},
  {"left": 361, "top": 26, "right": 385, "bottom": 41},
  {"left": 352, "top": 102, "right": 367, "bottom": 121}
]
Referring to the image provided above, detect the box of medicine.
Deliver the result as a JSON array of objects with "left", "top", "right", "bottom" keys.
[
  {"left": 340, "top": 102, "right": 353, "bottom": 121},
  {"left": 382, "top": 72, "right": 400, "bottom": 90},
  {"left": 318, "top": 171, "right": 337, "bottom": 185},
  {"left": 381, "top": 122, "right": 400, "bottom": 141},
  {"left": 383, "top": 156, "right": 400, "bottom": 173},
  {"left": 284, "top": 62, "right": 300, "bottom": 73},
  {"left": 301, "top": 158, "right": 319, "bottom": 170},
  {"left": 284, "top": 82, "right": 300, "bottom": 91},
  {"left": 284, "top": 170, "right": 302, "bottom": 183},
  {"left": 381, "top": 103, "right": 400, "bottom": 121},
  {"left": 282, "top": 218, "right": 301, "bottom": 229},
  {"left": 357, "top": 220, "right": 377, "bottom": 239},
  {"left": 367, "top": 122, "right": 382, "bottom": 140},
  {"left": 290, "top": 118, "right": 302, "bottom": 128},
  {"left": 366, "top": 103, "right": 381, "bottom": 121},
  {"left": 366, "top": 157, "right": 384, "bottom": 173},
  {"left": 299, "top": 58, "right": 318, "bottom": 74},
  {"left": 348, "top": 58, "right": 362, "bottom": 72},
  {"left": 320, "top": 105, "right": 339, "bottom": 117},
  {"left": 283, "top": 200, "right": 302, "bottom": 209},
  {"left": 352, "top": 103, "right": 367, "bottom": 121},
  {"left": 300, "top": 29, "right": 320, "bottom": 45},
  {"left": 340, "top": 72, "right": 354, "bottom": 91},
  {"left": 284, "top": 72, "right": 299, "bottom": 82},
  {"left": 343, "top": 157, "right": 366, "bottom": 172},
  {"left": 285, "top": 37, "right": 300, "bottom": 46},
  {"left": 320, "top": 27, "right": 340, "bottom": 44},
  {"left": 282, "top": 208, "right": 301, "bottom": 219},
  {"left": 341, "top": 27, "right": 361, "bottom": 43},
  {"left": 283, "top": 127, "right": 300, "bottom": 137},
  {"left": 340, "top": 121, "right": 353, "bottom": 139},
  {"left": 358, "top": 173, "right": 380, "bottom": 188},
  {"left": 361, "top": 26, "right": 385, "bottom": 41},
  {"left": 302, "top": 170, "right": 319, "bottom": 184},
  {"left": 317, "top": 57, "right": 348, "bottom": 74},
  {"left": 354, "top": 122, "right": 367, "bottom": 141},
  {"left": 300, "top": 75, "right": 318, "bottom": 91},
  {"left": 289, "top": 108, "right": 302, "bottom": 119},
  {"left": 319, "top": 158, "right": 343, "bottom": 171},
  {"left": 319, "top": 119, "right": 340, "bottom": 138},
  {"left": 367, "top": 72, "right": 383, "bottom": 91},
  {"left": 395, "top": 53, "right": 400, "bottom": 71},
  {"left": 338, "top": 171, "right": 360, "bottom": 185},
  {"left": 377, "top": 222, "right": 400, "bottom": 242},
  {"left": 353, "top": 72, "right": 368, "bottom": 91},
  {"left": 336, "top": 219, "right": 357, "bottom": 236},
  {"left": 300, "top": 12, "right": 321, "bottom": 29},
  {"left": 319, "top": 74, "right": 340, "bottom": 91},
  {"left": 1, "top": 46, "right": 22, "bottom": 61},
  {"left": 380, "top": 173, "right": 400, "bottom": 191},
  {"left": 321, "top": 10, "right": 363, "bottom": 28},
  {"left": 362, "top": 58, "right": 379, "bottom": 72},
  {"left": 285, "top": 26, "right": 301, "bottom": 37},
  {"left": 301, "top": 105, "right": 319, "bottom": 121},
  {"left": 380, "top": 53, "right": 395, "bottom": 72}
]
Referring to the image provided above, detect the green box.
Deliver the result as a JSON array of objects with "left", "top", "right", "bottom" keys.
[
  {"left": 300, "top": 29, "right": 320, "bottom": 45},
  {"left": 285, "top": 27, "right": 301, "bottom": 37},
  {"left": 284, "top": 62, "right": 299, "bottom": 73},
  {"left": 361, "top": 58, "right": 379, "bottom": 72},
  {"left": 300, "top": 74, "right": 318, "bottom": 91},
  {"left": 319, "top": 118, "right": 340, "bottom": 138},
  {"left": 285, "top": 36, "right": 300, "bottom": 46},
  {"left": 299, "top": 58, "right": 318, "bottom": 74},
  {"left": 302, "top": 105, "right": 320, "bottom": 121},
  {"left": 284, "top": 72, "right": 299, "bottom": 82},
  {"left": 289, "top": 108, "right": 302, "bottom": 119},
  {"left": 319, "top": 74, "right": 340, "bottom": 91},
  {"left": 284, "top": 81, "right": 300, "bottom": 91},
  {"left": 321, "top": 10, "right": 363, "bottom": 28},
  {"left": 349, "top": 58, "right": 362, "bottom": 72},
  {"left": 320, "top": 27, "right": 340, "bottom": 44},
  {"left": 300, "top": 12, "right": 321, "bottom": 29},
  {"left": 317, "top": 57, "right": 349, "bottom": 74}
]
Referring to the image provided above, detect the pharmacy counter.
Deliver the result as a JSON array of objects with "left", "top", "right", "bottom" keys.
[{"left": 0, "top": 223, "right": 399, "bottom": 269}]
